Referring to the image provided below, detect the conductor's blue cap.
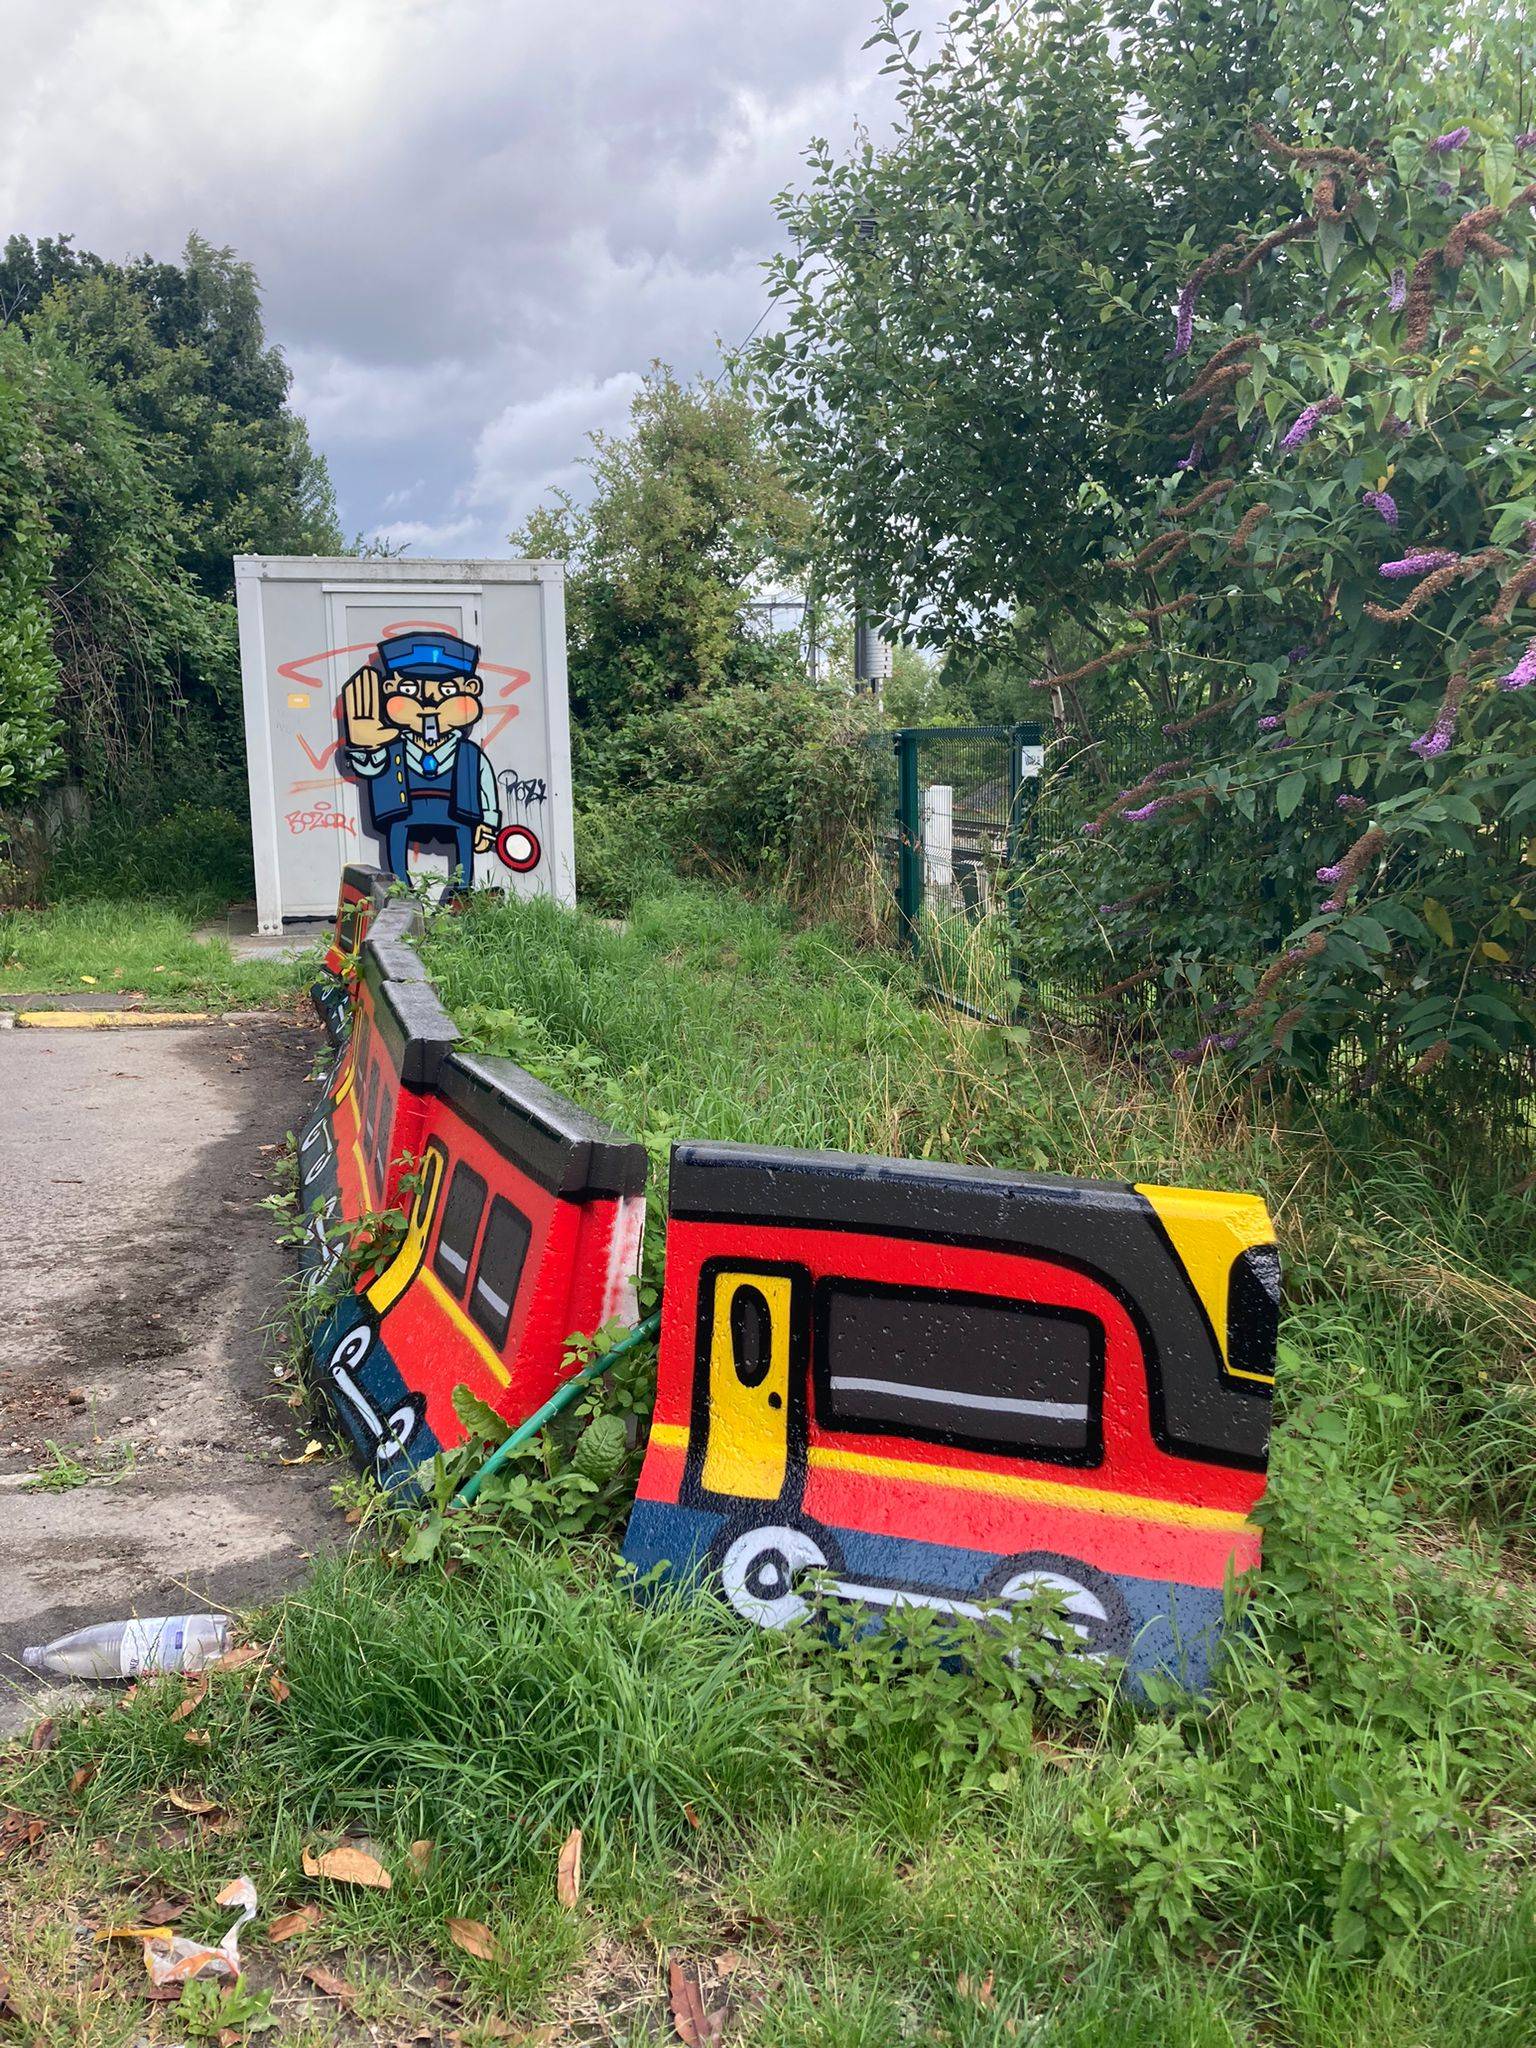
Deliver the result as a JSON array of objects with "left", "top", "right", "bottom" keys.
[{"left": 375, "top": 631, "right": 480, "bottom": 681}]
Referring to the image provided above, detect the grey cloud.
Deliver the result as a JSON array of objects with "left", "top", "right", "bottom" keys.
[{"left": 1, "top": 0, "right": 943, "bottom": 553}]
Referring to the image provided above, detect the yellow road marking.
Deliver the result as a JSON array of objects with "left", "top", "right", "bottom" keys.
[
  {"left": 645, "top": 1424, "right": 1254, "bottom": 1533},
  {"left": 12, "top": 1009, "right": 210, "bottom": 1029}
]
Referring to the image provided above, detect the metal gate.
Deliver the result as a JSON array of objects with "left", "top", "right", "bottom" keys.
[{"left": 887, "top": 725, "right": 1042, "bottom": 1020}]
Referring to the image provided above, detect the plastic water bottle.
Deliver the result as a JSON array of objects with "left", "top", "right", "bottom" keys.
[{"left": 21, "top": 1614, "right": 232, "bottom": 1680}]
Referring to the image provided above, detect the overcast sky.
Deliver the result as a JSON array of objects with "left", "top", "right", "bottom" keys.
[{"left": 2, "top": 1, "right": 942, "bottom": 556}]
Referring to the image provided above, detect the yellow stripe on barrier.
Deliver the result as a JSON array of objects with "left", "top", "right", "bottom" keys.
[
  {"left": 644, "top": 1423, "right": 1254, "bottom": 1533},
  {"left": 417, "top": 1268, "right": 513, "bottom": 1388}
]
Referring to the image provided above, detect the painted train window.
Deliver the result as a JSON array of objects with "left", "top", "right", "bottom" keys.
[
  {"left": 370, "top": 1073, "right": 392, "bottom": 1196},
  {"left": 812, "top": 1278, "right": 1105, "bottom": 1464},
  {"left": 469, "top": 1195, "right": 533, "bottom": 1350},
  {"left": 433, "top": 1162, "right": 488, "bottom": 1299}
]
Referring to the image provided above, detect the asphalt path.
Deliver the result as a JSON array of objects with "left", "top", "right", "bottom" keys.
[{"left": 0, "top": 1012, "right": 342, "bottom": 1732}]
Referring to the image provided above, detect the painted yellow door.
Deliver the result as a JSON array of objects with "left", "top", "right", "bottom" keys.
[{"left": 698, "top": 1268, "right": 796, "bottom": 1502}]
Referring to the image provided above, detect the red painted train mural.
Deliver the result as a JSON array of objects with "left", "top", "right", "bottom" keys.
[
  {"left": 621, "top": 1143, "right": 1279, "bottom": 1690},
  {"left": 299, "top": 882, "right": 646, "bottom": 1492}
]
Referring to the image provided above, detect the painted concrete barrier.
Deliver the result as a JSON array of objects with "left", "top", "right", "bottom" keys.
[
  {"left": 620, "top": 1142, "right": 1279, "bottom": 1690},
  {"left": 321, "top": 861, "right": 394, "bottom": 979},
  {"left": 300, "top": 874, "right": 647, "bottom": 1492}
]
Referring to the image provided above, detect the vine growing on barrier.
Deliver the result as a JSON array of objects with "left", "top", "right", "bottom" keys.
[{"left": 1034, "top": 102, "right": 1536, "bottom": 1091}]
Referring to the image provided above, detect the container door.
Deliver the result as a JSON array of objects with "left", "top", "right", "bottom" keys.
[{"left": 692, "top": 1263, "right": 808, "bottom": 1505}]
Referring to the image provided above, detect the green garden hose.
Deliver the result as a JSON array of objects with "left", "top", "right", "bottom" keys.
[{"left": 449, "top": 1310, "right": 662, "bottom": 1509}]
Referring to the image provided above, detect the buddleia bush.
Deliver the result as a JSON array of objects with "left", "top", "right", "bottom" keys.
[{"left": 1036, "top": 70, "right": 1536, "bottom": 1092}]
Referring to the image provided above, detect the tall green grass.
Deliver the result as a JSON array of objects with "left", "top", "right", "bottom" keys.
[{"left": 0, "top": 898, "right": 312, "bottom": 1005}]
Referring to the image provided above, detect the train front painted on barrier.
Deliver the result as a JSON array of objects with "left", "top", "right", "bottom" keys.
[
  {"left": 621, "top": 1143, "right": 1279, "bottom": 1690},
  {"left": 299, "top": 883, "right": 646, "bottom": 1492}
]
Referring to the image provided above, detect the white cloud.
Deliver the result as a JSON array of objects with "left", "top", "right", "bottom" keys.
[{"left": 1, "top": 0, "right": 944, "bottom": 553}]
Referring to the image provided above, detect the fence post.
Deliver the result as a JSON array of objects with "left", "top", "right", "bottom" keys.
[
  {"left": 894, "top": 727, "right": 922, "bottom": 952},
  {"left": 1006, "top": 724, "right": 1043, "bottom": 1018}
]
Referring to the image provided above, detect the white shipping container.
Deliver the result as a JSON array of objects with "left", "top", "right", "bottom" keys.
[{"left": 235, "top": 556, "right": 576, "bottom": 931}]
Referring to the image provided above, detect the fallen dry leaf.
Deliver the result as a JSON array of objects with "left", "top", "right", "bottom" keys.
[
  {"left": 714, "top": 1950, "right": 742, "bottom": 1979},
  {"left": 169, "top": 1675, "right": 208, "bottom": 1724},
  {"left": 182, "top": 1729, "right": 212, "bottom": 1749},
  {"left": 668, "top": 1957, "right": 725, "bottom": 2047},
  {"left": 302, "top": 1844, "right": 392, "bottom": 1890},
  {"left": 139, "top": 1898, "right": 184, "bottom": 1927},
  {"left": 0, "top": 1962, "right": 14, "bottom": 2020},
  {"left": 68, "top": 1765, "right": 97, "bottom": 1796},
  {"left": 556, "top": 1826, "right": 583, "bottom": 1909},
  {"left": 267, "top": 1904, "right": 323, "bottom": 1944},
  {"left": 164, "top": 1789, "right": 219, "bottom": 1816},
  {"left": 210, "top": 1642, "right": 267, "bottom": 1673},
  {"left": 28, "top": 1718, "right": 56, "bottom": 1753},
  {"left": 280, "top": 1439, "right": 327, "bottom": 1466},
  {"left": 957, "top": 1971, "right": 996, "bottom": 2008},
  {"left": 96, "top": 1925, "right": 181, "bottom": 1944},
  {"left": 406, "top": 1838, "right": 435, "bottom": 1874},
  {"left": 267, "top": 1672, "right": 290, "bottom": 1705},
  {"left": 683, "top": 1801, "right": 702, "bottom": 1830},
  {"left": 446, "top": 1917, "right": 500, "bottom": 1963},
  {"left": 301, "top": 1962, "right": 357, "bottom": 2007}
]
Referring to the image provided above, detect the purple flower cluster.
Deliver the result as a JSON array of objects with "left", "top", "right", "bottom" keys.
[
  {"left": 1286, "top": 645, "right": 1311, "bottom": 665},
  {"left": 1433, "top": 178, "right": 1455, "bottom": 199},
  {"left": 1379, "top": 550, "right": 1458, "bottom": 578},
  {"left": 1361, "top": 489, "right": 1399, "bottom": 526},
  {"left": 1499, "top": 642, "right": 1536, "bottom": 691},
  {"left": 1257, "top": 714, "right": 1282, "bottom": 731},
  {"left": 1429, "top": 126, "right": 1471, "bottom": 153},
  {"left": 1170, "top": 1030, "right": 1242, "bottom": 1065},
  {"left": 1079, "top": 820, "right": 1101, "bottom": 836},
  {"left": 1316, "top": 861, "right": 1344, "bottom": 884},
  {"left": 1279, "top": 396, "right": 1342, "bottom": 451},
  {"left": 1518, "top": 130, "right": 1536, "bottom": 152},
  {"left": 1280, "top": 405, "right": 1324, "bottom": 451},
  {"left": 1387, "top": 266, "right": 1408, "bottom": 311},
  {"left": 1336, "top": 793, "right": 1369, "bottom": 813},
  {"left": 1122, "top": 797, "right": 1170, "bottom": 823},
  {"left": 1410, "top": 721, "right": 1454, "bottom": 759},
  {"left": 1173, "top": 277, "right": 1199, "bottom": 358},
  {"left": 1175, "top": 441, "right": 1204, "bottom": 472}
]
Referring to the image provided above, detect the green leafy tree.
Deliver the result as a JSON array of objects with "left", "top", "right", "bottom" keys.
[
  {"left": 0, "top": 325, "right": 239, "bottom": 807},
  {"left": 0, "top": 335, "right": 64, "bottom": 803},
  {"left": 743, "top": 0, "right": 1422, "bottom": 659},
  {"left": 5, "top": 232, "right": 341, "bottom": 597},
  {"left": 515, "top": 364, "right": 811, "bottom": 726}
]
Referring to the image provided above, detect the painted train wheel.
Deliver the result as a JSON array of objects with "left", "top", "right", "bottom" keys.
[
  {"left": 717, "top": 1524, "right": 829, "bottom": 1630},
  {"left": 327, "top": 1321, "right": 373, "bottom": 1379},
  {"left": 986, "top": 1551, "right": 1131, "bottom": 1662},
  {"left": 495, "top": 823, "right": 542, "bottom": 872}
]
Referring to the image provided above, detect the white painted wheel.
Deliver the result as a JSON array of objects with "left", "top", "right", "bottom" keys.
[
  {"left": 718, "top": 1525, "right": 828, "bottom": 1630},
  {"left": 994, "top": 1565, "right": 1112, "bottom": 1657},
  {"left": 328, "top": 1322, "right": 373, "bottom": 1378}
]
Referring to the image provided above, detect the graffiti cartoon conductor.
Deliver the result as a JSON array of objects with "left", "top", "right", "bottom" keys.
[{"left": 341, "top": 631, "right": 500, "bottom": 886}]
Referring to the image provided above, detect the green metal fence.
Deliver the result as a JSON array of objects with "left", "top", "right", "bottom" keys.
[{"left": 886, "top": 725, "right": 1042, "bottom": 1021}]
